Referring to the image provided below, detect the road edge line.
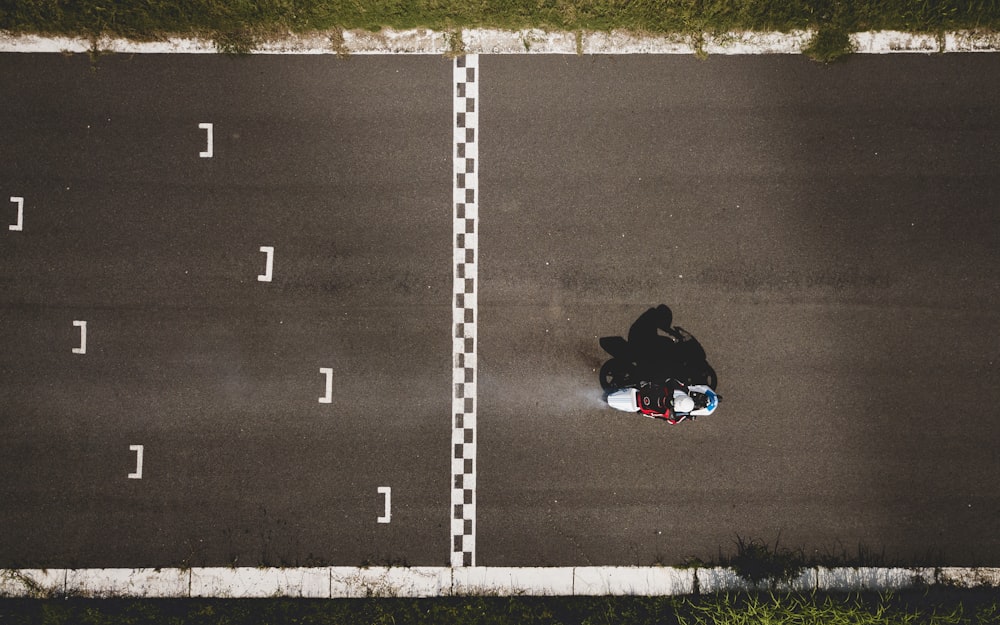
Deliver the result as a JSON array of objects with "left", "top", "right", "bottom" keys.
[{"left": 3, "top": 566, "right": 1000, "bottom": 597}]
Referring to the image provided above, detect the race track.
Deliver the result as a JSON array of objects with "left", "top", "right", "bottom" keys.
[{"left": 1, "top": 52, "right": 997, "bottom": 568}]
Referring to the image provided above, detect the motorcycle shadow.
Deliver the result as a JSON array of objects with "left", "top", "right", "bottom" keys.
[{"left": 598, "top": 304, "right": 719, "bottom": 392}]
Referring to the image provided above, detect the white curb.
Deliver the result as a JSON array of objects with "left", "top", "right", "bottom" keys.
[
  {"left": 816, "top": 567, "right": 937, "bottom": 592},
  {"left": 329, "top": 567, "right": 452, "bottom": 598},
  {"left": 189, "top": 567, "right": 330, "bottom": 598},
  {"left": 574, "top": 566, "right": 696, "bottom": 595},
  {"left": 66, "top": 568, "right": 189, "bottom": 598},
  {"left": 2, "top": 566, "right": 999, "bottom": 598},
  {"left": 452, "top": 567, "right": 575, "bottom": 596},
  {"left": 937, "top": 567, "right": 1000, "bottom": 588},
  {"left": 0, "top": 569, "right": 65, "bottom": 598},
  {"left": 2, "top": 28, "right": 1000, "bottom": 55},
  {"left": 697, "top": 566, "right": 817, "bottom": 593}
]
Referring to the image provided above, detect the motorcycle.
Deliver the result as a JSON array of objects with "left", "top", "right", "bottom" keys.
[
  {"left": 599, "top": 305, "right": 720, "bottom": 420},
  {"left": 606, "top": 379, "right": 721, "bottom": 419}
]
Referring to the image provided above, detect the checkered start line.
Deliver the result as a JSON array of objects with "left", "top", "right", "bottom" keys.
[{"left": 451, "top": 54, "right": 478, "bottom": 568}]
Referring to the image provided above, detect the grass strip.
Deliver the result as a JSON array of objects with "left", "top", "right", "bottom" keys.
[
  {"left": 1, "top": 591, "right": 999, "bottom": 625},
  {"left": 2, "top": 0, "right": 1000, "bottom": 59}
]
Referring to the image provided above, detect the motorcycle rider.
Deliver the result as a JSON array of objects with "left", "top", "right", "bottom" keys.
[
  {"left": 639, "top": 378, "right": 698, "bottom": 424},
  {"left": 665, "top": 392, "right": 697, "bottom": 425}
]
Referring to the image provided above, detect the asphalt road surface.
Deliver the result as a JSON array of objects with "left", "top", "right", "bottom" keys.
[
  {"left": 1, "top": 52, "right": 998, "bottom": 568},
  {"left": 0, "top": 54, "right": 453, "bottom": 568},
  {"left": 477, "top": 55, "right": 1000, "bottom": 567}
]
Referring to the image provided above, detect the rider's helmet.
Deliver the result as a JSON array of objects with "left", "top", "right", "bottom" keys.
[
  {"left": 673, "top": 394, "right": 695, "bottom": 414},
  {"left": 690, "top": 391, "right": 709, "bottom": 409}
]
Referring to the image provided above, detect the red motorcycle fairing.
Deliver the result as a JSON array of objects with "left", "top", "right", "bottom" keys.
[{"left": 636, "top": 385, "right": 673, "bottom": 418}]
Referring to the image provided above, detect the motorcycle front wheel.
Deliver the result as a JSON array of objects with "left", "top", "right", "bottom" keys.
[{"left": 686, "top": 363, "right": 718, "bottom": 390}]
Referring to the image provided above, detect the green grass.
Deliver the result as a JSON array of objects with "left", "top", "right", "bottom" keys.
[
  {"left": 702, "top": 534, "right": 900, "bottom": 586},
  {"left": 1, "top": 592, "right": 999, "bottom": 625},
  {"left": 679, "top": 592, "right": 1000, "bottom": 625},
  {"left": 802, "top": 26, "right": 854, "bottom": 61},
  {"left": 2, "top": 0, "right": 1000, "bottom": 59},
  {"left": 721, "top": 536, "right": 809, "bottom": 585}
]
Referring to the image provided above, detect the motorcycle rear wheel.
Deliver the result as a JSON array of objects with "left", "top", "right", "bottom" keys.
[{"left": 599, "top": 359, "right": 636, "bottom": 391}]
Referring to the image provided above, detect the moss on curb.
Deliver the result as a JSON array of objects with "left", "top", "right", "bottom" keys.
[{"left": 2, "top": 0, "right": 999, "bottom": 54}]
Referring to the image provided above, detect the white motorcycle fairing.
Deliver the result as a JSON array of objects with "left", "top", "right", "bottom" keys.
[
  {"left": 606, "top": 388, "right": 640, "bottom": 412},
  {"left": 687, "top": 384, "right": 719, "bottom": 416}
]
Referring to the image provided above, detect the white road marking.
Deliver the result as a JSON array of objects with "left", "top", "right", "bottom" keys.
[
  {"left": 377, "top": 487, "right": 391, "bottom": 524},
  {"left": 451, "top": 54, "right": 478, "bottom": 567},
  {"left": 128, "top": 445, "right": 144, "bottom": 479},
  {"left": 72, "top": 320, "right": 87, "bottom": 354},
  {"left": 318, "top": 367, "right": 333, "bottom": 403},
  {"left": 198, "top": 123, "right": 213, "bottom": 158},
  {"left": 8, "top": 196, "right": 23, "bottom": 231},
  {"left": 257, "top": 246, "right": 274, "bottom": 282}
]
